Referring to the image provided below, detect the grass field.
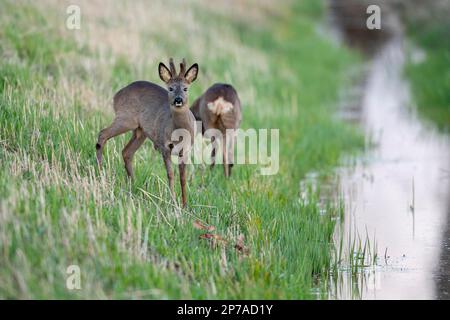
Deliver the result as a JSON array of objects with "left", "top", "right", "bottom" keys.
[
  {"left": 405, "top": 12, "right": 450, "bottom": 131},
  {"left": 0, "top": 0, "right": 364, "bottom": 298}
]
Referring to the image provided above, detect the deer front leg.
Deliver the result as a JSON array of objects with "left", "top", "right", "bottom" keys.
[
  {"left": 179, "top": 161, "right": 187, "bottom": 208},
  {"left": 162, "top": 151, "right": 175, "bottom": 200}
]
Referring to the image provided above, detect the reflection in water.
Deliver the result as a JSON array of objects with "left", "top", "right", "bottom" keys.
[
  {"left": 321, "top": 0, "right": 450, "bottom": 300},
  {"left": 328, "top": 35, "right": 450, "bottom": 299},
  {"left": 435, "top": 201, "right": 450, "bottom": 298}
]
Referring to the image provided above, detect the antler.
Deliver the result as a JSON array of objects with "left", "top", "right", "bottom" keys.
[
  {"left": 179, "top": 58, "right": 186, "bottom": 77},
  {"left": 169, "top": 58, "right": 176, "bottom": 76}
]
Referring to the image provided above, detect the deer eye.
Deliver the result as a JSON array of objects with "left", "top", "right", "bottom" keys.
[
  {"left": 183, "top": 87, "right": 188, "bottom": 92},
  {"left": 169, "top": 87, "right": 174, "bottom": 92}
]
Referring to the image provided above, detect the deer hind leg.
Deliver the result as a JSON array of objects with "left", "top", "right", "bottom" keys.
[
  {"left": 210, "top": 135, "right": 217, "bottom": 169},
  {"left": 228, "top": 131, "right": 235, "bottom": 177},
  {"left": 206, "top": 128, "right": 221, "bottom": 170},
  {"left": 122, "top": 128, "right": 146, "bottom": 178},
  {"left": 96, "top": 117, "right": 136, "bottom": 166},
  {"left": 222, "top": 133, "right": 229, "bottom": 178}
]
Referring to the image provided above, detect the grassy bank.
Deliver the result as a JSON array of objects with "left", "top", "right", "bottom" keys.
[
  {"left": 0, "top": 0, "right": 363, "bottom": 298},
  {"left": 405, "top": 17, "right": 450, "bottom": 131}
]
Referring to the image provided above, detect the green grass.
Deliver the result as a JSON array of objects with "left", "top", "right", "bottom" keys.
[
  {"left": 405, "top": 20, "right": 450, "bottom": 131},
  {"left": 0, "top": 0, "right": 363, "bottom": 299}
]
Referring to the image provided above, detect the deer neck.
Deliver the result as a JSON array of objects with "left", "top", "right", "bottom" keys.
[{"left": 171, "top": 106, "right": 192, "bottom": 130}]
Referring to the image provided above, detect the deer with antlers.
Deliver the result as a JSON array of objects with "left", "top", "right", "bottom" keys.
[{"left": 96, "top": 58, "right": 198, "bottom": 207}]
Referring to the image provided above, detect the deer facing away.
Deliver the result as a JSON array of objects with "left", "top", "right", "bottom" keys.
[
  {"left": 96, "top": 58, "right": 198, "bottom": 207},
  {"left": 190, "top": 83, "right": 242, "bottom": 177}
]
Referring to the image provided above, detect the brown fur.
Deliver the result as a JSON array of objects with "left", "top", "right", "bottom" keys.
[
  {"left": 190, "top": 83, "right": 242, "bottom": 177},
  {"left": 96, "top": 58, "right": 198, "bottom": 207}
]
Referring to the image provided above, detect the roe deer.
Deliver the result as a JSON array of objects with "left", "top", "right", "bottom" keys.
[
  {"left": 96, "top": 58, "right": 198, "bottom": 207},
  {"left": 190, "top": 83, "right": 241, "bottom": 177}
]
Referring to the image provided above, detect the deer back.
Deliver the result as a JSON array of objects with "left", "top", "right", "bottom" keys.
[
  {"left": 194, "top": 83, "right": 242, "bottom": 132},
  {"left": 113, "top": 81, "right": 175, "bottom": 150}
]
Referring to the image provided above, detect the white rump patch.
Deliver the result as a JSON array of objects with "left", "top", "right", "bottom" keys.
[{"left": 207, "top": 97, "right": 234, "bottom": 115}]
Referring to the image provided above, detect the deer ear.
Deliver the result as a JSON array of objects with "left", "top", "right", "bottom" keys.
[
  {"left": 184, "top": 63, "right": 198, "bottom": 83},
  {"left": 159, "top": 63, "right": 172, "bottom": 83}
]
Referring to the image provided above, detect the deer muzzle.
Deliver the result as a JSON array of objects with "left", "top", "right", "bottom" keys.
[{"left": 174, "top": 97, "right": 183, "bottom": 107}]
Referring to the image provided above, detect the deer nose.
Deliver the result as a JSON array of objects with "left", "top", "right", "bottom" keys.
[{"left": 174, "top": 97, "right": 183, "bottom": 106}]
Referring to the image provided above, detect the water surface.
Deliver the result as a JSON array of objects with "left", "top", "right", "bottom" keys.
[{"left": 329, "top": 34, "right": 450, "bottom": 299}]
